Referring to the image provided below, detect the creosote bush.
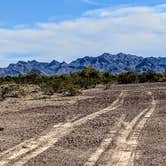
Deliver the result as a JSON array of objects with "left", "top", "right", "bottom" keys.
[
  {"left": 0, "top": 68, "right": 166, "bottom": 98},
  {"left": 0, "top": 84, "right": 25, "bottom": 100},
  {"left": 62, "top": 85, "right": 80, "bottom": 97}
]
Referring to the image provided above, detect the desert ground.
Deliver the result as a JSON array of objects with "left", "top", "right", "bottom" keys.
[{"left": 0, "top": 83, "right": 166, "bottom": 166}]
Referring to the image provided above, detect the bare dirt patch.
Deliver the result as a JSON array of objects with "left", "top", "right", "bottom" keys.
[
  {"left": 0, "top": 92, "right": 124, "bottom": 166},
  {"left": 0, "top": 83, "right": 165, "bottom": 166},
  {"left": 134, "top": 99, "right": 166, "bottom": 166},
  {"left": 25, "top": 91, "right": 151, "bottom": 166},
  {"left": 0, "top": 89, "right": 118, "bottom": 152}
]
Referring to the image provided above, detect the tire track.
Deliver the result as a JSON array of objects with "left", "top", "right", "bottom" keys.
[
  {"left": 0, "top": 92, "right": 125, "bottom": 166},
  {"left": 104, "top": 92, "right": 156, "bottom": 166},
  {"left": 83, "top": 115, "right": 125, "bottom": 166},
  {"left": 84, "top": 91, "right": 154, "bottom": 166}
]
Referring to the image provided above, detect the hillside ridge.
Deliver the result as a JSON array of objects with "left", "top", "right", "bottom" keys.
[{"left": 0, "top": 53, "right": 166, "bottom": 76}]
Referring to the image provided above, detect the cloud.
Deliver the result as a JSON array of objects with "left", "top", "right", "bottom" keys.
[
  {"left": 0, "top": 4, "right": 166, "bottom": 67},
  {"left": 82, "top": 0, "right": 111, "bottom": 6},
  {"left": 82, "top": 0, "right": 101, "bottom": 6}
]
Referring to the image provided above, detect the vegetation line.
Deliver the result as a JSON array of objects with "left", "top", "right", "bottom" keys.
[{"left": 0, "top": 68, "right": 166, "bottom": 100}]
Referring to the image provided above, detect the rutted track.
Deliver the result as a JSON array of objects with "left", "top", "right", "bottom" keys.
[
  {"left": 0, "top": 92, "right": 125, "bottom": 166},
  {"left": 99, "top": 92, "right": 156, "bottom": 166},
  {"left": 83, "top": 92, "right": 156, "bottom": 166},
  {"left": 83, "top": 115, "right": 125, "bottom": 166}
]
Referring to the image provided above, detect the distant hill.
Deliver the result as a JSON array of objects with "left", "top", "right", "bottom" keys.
[{"left": 0, "top": 53, "right": 166, "bottom": 76}]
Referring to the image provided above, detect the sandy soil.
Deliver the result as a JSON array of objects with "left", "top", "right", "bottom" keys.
[
  {"left": 0, "top": 83, "right": 165, "bottom": 166},
  {"left": 0, "top": 92, "right": 124, "bottom": 166},
  {"left": 0, "top": 88, "right": 119, "bottom": 151},
  {"left": 24, "top": 90, "right": 151, "bottom": 166},
  {"left": 134, "top": 91, "right": 166, "bottom": 166}
]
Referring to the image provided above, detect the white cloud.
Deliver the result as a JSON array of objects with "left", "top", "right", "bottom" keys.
[
  {"left": 82, "top": 0, "right": 102, "bottom": 6},
  {"left": 0, "top": 4, "right": 166, "bottom": 67}
]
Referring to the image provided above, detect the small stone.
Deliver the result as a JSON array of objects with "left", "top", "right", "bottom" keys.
[{"left": 0, "top": 127, "right": 4, "bottom": 131}]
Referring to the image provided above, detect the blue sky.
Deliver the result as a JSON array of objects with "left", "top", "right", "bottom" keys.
[
  {"left": 0, "top": 0, "right": 166, "bottom": 66},
  {"left": 1, "top": 0, "right": 166, "bottom": 26}
]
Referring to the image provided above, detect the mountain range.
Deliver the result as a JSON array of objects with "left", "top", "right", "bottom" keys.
[{"left": 0, "top": 53, "right": 166, "bottom": 76}]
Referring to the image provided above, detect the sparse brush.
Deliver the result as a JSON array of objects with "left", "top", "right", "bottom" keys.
[
  {"left": 31, "top": 96, "right": 49, "bottom": 100},
  {"left": 104, "top": 84, "right": 112, "bottom": 90},
  {"left": 42, "top": 86, "right": 54, "bottom": 96},
  {"left": 0, "top": 84, "right": 26, "bottom": 100},
  {"left": 62, "top": 85, "right": 81, "bottom": 96}
]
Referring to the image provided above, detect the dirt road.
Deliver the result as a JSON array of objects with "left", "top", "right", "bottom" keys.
[{"left": 0, "top": 83, "right": 165, "bottom": 166}]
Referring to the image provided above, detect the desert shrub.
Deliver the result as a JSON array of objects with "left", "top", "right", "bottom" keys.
[
  {"left": 77, "top": 67, "right": 102, "bottom": 89},
  {"left": 104, "top": 84, "right": 112, "bottom": 90},
  {"left": 1, "top": 68, "right": 166, "bottom": 96},
  {"left": 160, "top": 71, "right": 166, "bottom": 82},
  {"left": 0, "top": 84, "right": 25, "bottom": 100},
  {"left": 138, "top": 71, "right": 161, "bottom": 83},
  {"left": 41, "top": 84, "right": 54, "bottom": 96},
  {"left": 117, "top": 71, "right": 139, "bottom": 84},
  {"left": 102, "top": 71, "right": 113, "bottom": 89},
  {"left": 32, "top": 96, "right": 49, "bottom": 100},
  {"left": 102, "top": 72, "right": 113, "bottom": 84},
  {"left": 62, "top": 84, "right": 80, "bottom": 96}
]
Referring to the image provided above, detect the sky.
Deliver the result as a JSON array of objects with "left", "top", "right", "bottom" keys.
[{"left": 0, "top": 0, "right": 166, "bottom": 67}]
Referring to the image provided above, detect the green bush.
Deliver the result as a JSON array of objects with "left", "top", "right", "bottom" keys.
[
  {"left": 117, "top": 71, "right": 139, "bottom": 84},
  {"left": 41, "top": 84, "right": 54, "bottom": 96},
  {"left": 0, "top": 84, "right": 25, "bottom": 100},
  {"left": 0, "top": 68, "right": 166, "bottom": 97},
  {"left": 139, "top": 71, "right": 161, "bottom": 83},
  {"left": 62, "top": 85, "right": 80, "bottom": 96}
]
